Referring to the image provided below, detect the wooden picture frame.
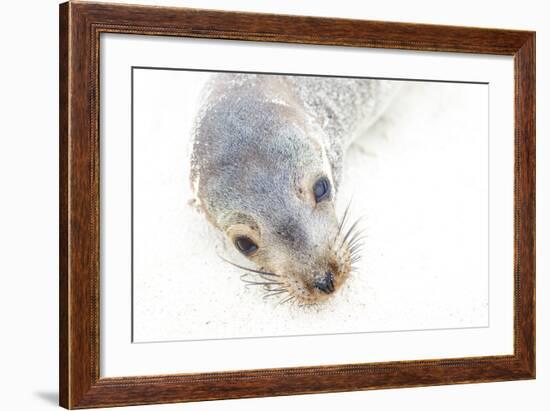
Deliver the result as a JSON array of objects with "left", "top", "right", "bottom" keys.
[{"left": 59, "top": 1, "right": 535, "bottom": 408}]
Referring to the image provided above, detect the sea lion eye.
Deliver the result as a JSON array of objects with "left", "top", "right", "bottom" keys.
[
  {"left": 313, "top": 177, "right": 331, "bottom": 203},
  {"left": 234, "top": 236, "right": 258, "bottom": 255}
]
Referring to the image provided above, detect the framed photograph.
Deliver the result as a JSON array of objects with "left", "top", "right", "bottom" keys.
[{"left": 59, "top": 1, "right": 535, "bottom": 408}]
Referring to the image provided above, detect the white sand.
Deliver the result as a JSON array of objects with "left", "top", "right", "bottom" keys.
[{"left": 133, "top": 70, "right": 488, "bottom": 342}]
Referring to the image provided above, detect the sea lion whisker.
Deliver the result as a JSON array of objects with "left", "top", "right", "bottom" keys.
[
  {"left": 339, "top": 217, "right": 363, "bottom": 249},
  {"left": 332, "top": 203, "right": 353, "bottom": 251},
  {"left": 243, "top": 281, "right": 281, "bottom": 287},
  {"left": 241, "top": 273, "right": 283, "bottom": 287},
  {"left": 240, "top": 275, "right": 282, "bottom": 287},
  {"left": 350, "top": 246, "right": 363, "bottom": 255},
  {"left": 348, "top": 230, "right": 366, "bottom": 246},
  {"left": 342, "top": 216, "right": 362, "bottom": 238},
  {"left": 349, "top": 247, "right": 363, "bottom": 256},
  {"left": 336, "top": 198, "right": 353, "bottom": 239},
  {"left": 277, "top": 295, "right": 295, "bottom": 306},
  {"left": 350, "top": 238, "right": 364, "bottom": 247},
  {"left": 349, "top": 238, "right": 365, "bottom": 248},
  {"left": 263, "top": 291, "right": 288, "bottom": 299},
  {"left": 266, "top": 287, "right": 288, "bottom": 293},
  {"left": 265, "top": 286, "right": 289, "bottom": 292},
  {"left": 345, "top": 243, "right": 364, "bottom": 259},
  {"left": 349, "top": 242, "right": 365, "bottom": 255},
  {"left": 349, "top": 254, "right": 363, "bottom": 264},
  {"left": 259, "top": 273, "right": 280, "bottom": 283},
  {"left": 218, "top": 255, "right": 280, "bottom": 277},
  {"left": 243, "top": 281, "right": 282, "bottom": 287},
  {"left": 240, "top": 272, "right": 278, "bottom": 281}
]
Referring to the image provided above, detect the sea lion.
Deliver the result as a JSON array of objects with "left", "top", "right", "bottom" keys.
[{"left": 190, "top": 73, "right": 399, "bottom": 305}]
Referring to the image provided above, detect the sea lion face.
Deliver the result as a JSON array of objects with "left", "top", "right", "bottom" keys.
[{"left": 191, "top": 89, "right": 354, "bottom": 305}]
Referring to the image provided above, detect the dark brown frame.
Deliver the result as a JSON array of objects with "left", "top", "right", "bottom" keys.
[{"left": 59, "top": 1, "right": 535, "bottom": 409}]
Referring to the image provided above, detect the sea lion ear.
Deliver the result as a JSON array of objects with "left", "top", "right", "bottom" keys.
[{"left": 187, "top": 197, "right": 202, "bottom": 213}]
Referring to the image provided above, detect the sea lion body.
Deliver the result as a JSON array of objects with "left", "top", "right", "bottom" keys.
[{"left": 190, "top": 73, "right": 398, "bottom": 305}]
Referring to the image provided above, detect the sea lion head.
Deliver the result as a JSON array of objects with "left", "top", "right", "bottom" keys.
[{"left": 190, "top": 76, "right": 359, "bottom": 305}]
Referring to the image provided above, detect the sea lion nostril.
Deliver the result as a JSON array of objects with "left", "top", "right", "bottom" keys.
[
  {"left": 314, "top": 271, "right": 335, "bottom": 294},
  {"left": 325, "top": 271, "right": 335, "bottom": 292}
]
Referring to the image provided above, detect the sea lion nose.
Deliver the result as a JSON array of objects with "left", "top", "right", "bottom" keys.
[{"left": 314, "top": 271, "right": 335, "bottom": 294}]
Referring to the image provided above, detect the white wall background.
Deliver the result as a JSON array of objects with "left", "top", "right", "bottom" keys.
[{"left": 0, "top": 0, "right": 546, "bottom": 410}]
